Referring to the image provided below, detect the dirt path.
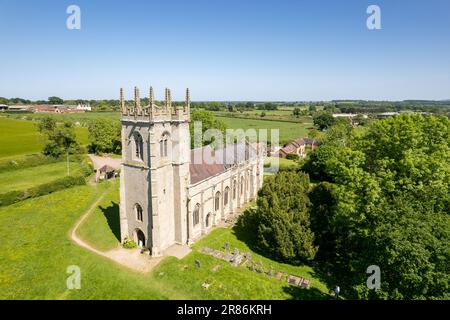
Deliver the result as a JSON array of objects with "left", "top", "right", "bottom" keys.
[{"left": 69, "top": 188, "right": 163, "bottom": 273}]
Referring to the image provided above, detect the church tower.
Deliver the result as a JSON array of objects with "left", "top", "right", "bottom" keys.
[{"left": 119, "top": 86, "right": 191, "bottom": 256}]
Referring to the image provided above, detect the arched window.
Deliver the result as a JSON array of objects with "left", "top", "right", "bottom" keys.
[
  {"left": 240, "top": 176, "right": 244, "bottom": 195},
  {"left": 134, "top": 132, "right": 144, "bottom": 161},
  {"left": 224, "top": 187, "right": 230, "bottom": 206},
  {"left": 246, "top": 172, "right": 249, "bottom": 191},
  {"left": 215, "top": 191, "right": 221, "bottom": 211},
  {"left": 233, "top": 179, "right": 237, "bottom": 199},
  {"left": 160, "top": 133, "right": 169, "bottom": 157},
  {"left": 206, "top": 213, "right": 211, "bottom": 228},
  {"left": 135, "top": 204, "right": 143, "bottom": 222},
  {"left": 193, "top": 203, "right": 200, "bottom": 226}
]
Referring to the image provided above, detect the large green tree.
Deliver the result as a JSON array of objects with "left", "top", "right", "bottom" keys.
[
  {"left": 88, "top": 118, "right": 121, "bottom": 154},
  {"left": 306, "top": 114, "right": 450, "bottom": 299},
  {"left": 238, "top": 171, "right": 317, "bottom": 263},
  {"left": 37, "top": 117, "right": 80, "bottom": 175},
  {"left": 313, "top": 112, "right": 336, "bottom": 130},
  {"left": 190, "top": 109, "right": 227, "bottom": 148}
]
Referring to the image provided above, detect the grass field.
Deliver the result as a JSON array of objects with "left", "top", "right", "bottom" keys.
[
  {"left": 213, "top": 110, "right": 312, "bottom": 124},
  {"left": 0, "top": 117, "right": 89, "bottom": 159},
  {"left": 0, "top": 161, "right": 86, "bottom": 194},
  {"left": 218, "top": 116, "right": 312, "bottom": 145},
  {"left": 76, "top": 180, "right": 121, "bottom": 251},
  {"left": 4, "top": 111, "right": 119, "bottom": 125},
  {"left": 0, "top": 182, "right": 330, "bottom": 299}
]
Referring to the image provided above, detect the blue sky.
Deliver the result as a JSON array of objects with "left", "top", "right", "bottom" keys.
[{"left": 0, "top": 0, "right": 449, "bottom": 101}]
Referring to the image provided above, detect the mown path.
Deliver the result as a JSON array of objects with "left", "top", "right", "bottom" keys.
[{"left": 69, "top": 186, "right": 162, "bottom": 273}]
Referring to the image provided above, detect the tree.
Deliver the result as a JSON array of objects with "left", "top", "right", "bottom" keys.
[
  {"left": 190, "top": 109, "right": 228, "bottom": 148},
  {"left": 313, "top": 113, "right": 336, "bottom": 130},
  {"left": 48, "top": 96, "right": 64, "bottom": 104},
  {"left": 305, "top": 114, "right": 450, "bottom": 299},
  {"left": 293, "top": 107, "right": 302, "bottom": 117},
  {"left": 88, "top": 118, "right": 121, "bottom": 154},
  {"left": 238, "top": 171, "right": 317, "bottom": 263},
  {"left": 308, "top": 128, "right": 320, "bottom": 139},
  {"left": 37, "top": 117, "right": 79, "bottom": 174}
]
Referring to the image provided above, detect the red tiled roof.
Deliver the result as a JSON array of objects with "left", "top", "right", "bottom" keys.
[{"left": 189, "top": 143, "right": 259, "bottom": 185}]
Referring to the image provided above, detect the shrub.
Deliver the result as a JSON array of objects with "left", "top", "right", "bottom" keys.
[
  {"left": 0, "top": 175, "right": 86, "bottom": 207},
  {"left": 286, "top": 153, "right": 300, "bottom": 161},
  {"left": 0, "top": 154, "right": 60, "bottom": 173},
  {"left": 123, "top": 237, "right": 137, "bottom": 249}
]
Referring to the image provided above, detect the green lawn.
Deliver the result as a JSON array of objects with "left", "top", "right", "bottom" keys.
[
  {"left": 217, "top": 117, "right": 313, "bottom": 145},
  {"left": 0, "top": 117, "right": 88, "bottom": 159},
  {"left": 264, "top": 157, "right": 299, "bottom": 171},
  {"left": 76, "top": 180, "right": 121, "bottom": 251},
  {"left": 0, "top": 161, "right": 85, "bottom": 194},
  {"left": 0, "top": 182, "right": 330, "bottom": 299}
]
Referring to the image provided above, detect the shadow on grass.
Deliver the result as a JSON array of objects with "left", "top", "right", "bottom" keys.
[
  {"left": 282, "top": 285, "right": 330, "bottom": 300},
  {"left": 232, "top": 216, "right": 343, "bottom": 299},
  {"left": 99, "top": 201, "right": 121, "bottom": 242},
  {"left": 232, "top": 222, "right": 286, "bottom": 264}
]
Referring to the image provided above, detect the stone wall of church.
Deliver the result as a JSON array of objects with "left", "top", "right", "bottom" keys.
[{"left": 187, "top": 156, "right": 263, "bottom": 242}]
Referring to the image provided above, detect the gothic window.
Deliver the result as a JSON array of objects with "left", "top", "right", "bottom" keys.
[
  {"left": 240, "top": 176, "right": 244, "bottom": 195},
  {"left": 224, "top": 187, "right": 230, "bottom": 206},
  {"left": 160, "top": 133, "right": 169, "bottom": 157},
  {"left": 135, "top": 204, "right": 143, "bottom": 222},
  {"left": 233, "top": 179, "right": 237, "bottom": 199},
  {"left": 193, "top": 203, "right": 200, "bottom": 226},
  {"left": 134, "top": 132, "right": 144, "bottom": 161},
  {"left": 215, "top": 191, "right": 221, "bottom": 211},
  {"left": 246, "top": 172, "right": 249, "bottom": 191},
  {"left": 206, "top": 213, "right": 211, "bottom": 228}
]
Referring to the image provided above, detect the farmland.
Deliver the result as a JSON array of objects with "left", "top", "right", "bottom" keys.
[
  {"left": 0, "top": 117, "right": 89, "bottom": 159},
  {"left": 217, "top": 116, "right": 312, "bottom": 145}
]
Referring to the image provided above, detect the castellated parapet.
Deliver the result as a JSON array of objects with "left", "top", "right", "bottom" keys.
[{"left": 120, "top": 86, "right": 190, "bottom": 122}]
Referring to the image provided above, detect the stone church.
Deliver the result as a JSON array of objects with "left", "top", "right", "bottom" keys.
[{"left": 119, "top": 87, "right": 265, "bottom": 257}]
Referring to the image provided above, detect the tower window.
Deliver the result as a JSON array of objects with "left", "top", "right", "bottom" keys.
[
  {"left": 134, "top": 132, "right": 144, "bottom": 161},
  {"left": 135, "top": 204, "right": 143, "bottom": 222},
  {"left": 160, "top": 133, "right": 169, "bottom": 157}
]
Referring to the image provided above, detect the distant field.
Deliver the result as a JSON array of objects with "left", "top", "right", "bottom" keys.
[
  {"left": 4, "top": 111, "right": 119, "bottom": 125},
  {"left": 0, "top": 118, "right": 88, "bottom": 159},
  {"left": 217, "top": 116, "right": 312, "bottom": 145},
  {"left": 213, "top": 110, "right": 312, "bottom": 123},
  {"left": 0, "top": 161, "right": 85, "bottom": 194}
]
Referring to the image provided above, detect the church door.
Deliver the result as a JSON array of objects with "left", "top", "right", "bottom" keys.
[{"left": 136, "top": 229, "right": 146, "bottom": 247}]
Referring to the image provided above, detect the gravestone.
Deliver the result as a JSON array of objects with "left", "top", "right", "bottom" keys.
[
  {"left": 233, "top": 248, "right": 239, "bottom": 255},
  {"left": 224, "top": 242, "right": 231, "bottom": 250},
  {"left": 195, "top": 260, "right": 201, "bottom": 268}
]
